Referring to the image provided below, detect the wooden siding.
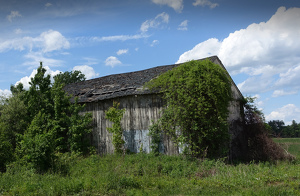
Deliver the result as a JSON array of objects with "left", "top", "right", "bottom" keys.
[
  {"left": 84, "top": 91, "right": 243, "bottom": 155},
  {"left": 84, "top": 94, "right": 179, "bottom": 155}
]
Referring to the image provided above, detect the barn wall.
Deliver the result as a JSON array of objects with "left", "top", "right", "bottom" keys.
[
  {"left": 84, "top": 94, "right": 179, "bottom": 155},
  {"left": 84, "top": 90, "right": 244, "bottom": 156}
]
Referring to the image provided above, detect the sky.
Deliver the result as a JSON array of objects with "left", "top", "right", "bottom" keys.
[{"left": 0, "top": 0, "right": 300, "bottom": 125}]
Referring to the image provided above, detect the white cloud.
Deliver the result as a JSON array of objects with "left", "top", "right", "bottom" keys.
[
  {"left": 45, "top": 3, "right": 52, "bottom": 7},
  {"left": 105, "top": 56, "right": 122, "bottom": 68},
  {"left": 177, "top": 38, "right": 221, "bottom": 63},
  {"left": 0, "top": 89, "right": 12, "bottom": 97},
  {"left": 0, "top": 30, "right": 70, "bottom": 54},
  {"left": 178, "top": 20, "right": 188, "bottom": 31},
  {"left": 15, "top": 66, "right": 61, "bottom": 89},
  {"left": 177, "top": 7, "right": 300, "bottom": 94},
  {"left": 151, "top": 0, "right": 183, "bottom": 12},
  {"left": 275, "top": 64, "right": 300, "bottom": 88},
  {"left": 150, "top": 40, "right": 159, "bottom": 47},
  {"left": 193, "top": 0, "right": 219, "bottom": 8},
  {"left": 40, "top": 30, "right": 70, "bottom": 53},
  {"left": 272, "top": 90, "right": 298, "bottom": 97},
  {"left": 7, "top": 11, "right": 22, "bottom": 22},
  {"left": 91, "top": 34, "right": 149, "bottom": 42},
  {"left": 73, "top": 65, "right": 99, "bottom": 80},
  {"left": 140, "top": 12, "right": 169, "bottom": 33},
  {"left": 266, "top": 104, "right": 300, "bottom": 124},
  {"left": 117, "top": 49, "right": 128, "bottom": 55}
]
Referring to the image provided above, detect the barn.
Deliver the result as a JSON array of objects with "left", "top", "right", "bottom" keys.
[{"left": 64, "top": 56, "right": 245, "bottom": 159}]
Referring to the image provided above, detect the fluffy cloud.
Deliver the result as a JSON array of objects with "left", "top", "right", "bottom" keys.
[
  {"left": 140, "top": 12, "right": 169, "bottom": 33},
  {"left": 105, "top": 56, "right": 122, "bottom": 68},
  {"left": 45, "top": 3, "right": 52, "bottom": 7},
  {"left": 0, "top": 30, "right": 70, "bottom": 53},
  {"left": 178, "top": 20, "right": 188, "bottom": 31},
  {"left": 40, "top": 30, "right": 70, "bottom": 53},
  {"left": 15, "top": 66, "right": 61, "bottom": 89},
  {"left": 266, "top": 104, "right": 300, "bottom": 125},
  {"left": 73, "top": 65, "right": 99, "bottom": 80},
  {"left": 151, "top": 0, "right": 183, "bottom": 12},
  {"left": 7, "top": 11, "right": 22, "bottom": 22},
  {"left": 275, "top": 64, "right": 300, "bottom": 89},
  {"left": 193, "top": 0, "right": 219, "bottom": 8},
  {"left": 177, "top": 38, "right": 221, "bottom": 63},
  {"left": 117, "top": 49, "right": 128, "bottom": 55},
  {"left": 0, "top": 89, "right": 12, "bottom": 97},
  {"left": 177, "top": 7, "right": 300, "bottom": 95}
]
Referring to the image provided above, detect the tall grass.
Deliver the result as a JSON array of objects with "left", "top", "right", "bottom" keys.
[
  {"left": 1, "top": 152, "right": 300, "bottom": 195},
  {"left": 273, "top": 138, "right": 300, "bottom": 158}
]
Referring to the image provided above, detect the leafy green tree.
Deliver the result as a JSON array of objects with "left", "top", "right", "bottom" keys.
[
  {"left": 268, "top": 120, "right": 285, "bottom": 137},
  {"left": 0, "top": 122, "right": 14, "bottom": 172},
  {"left": 145, "top": 60, "right": 232, "bottom": 158},
  {"left": 0, "top": 92, "right": 27, "bottom": 149},
  {"left": 0, "top": 62, "right": 92, "bottom": 172},
  {"left": 53, "top": 70, "right": 86, "bottom": 87},
  {"left": 281, "top": 120, "right": 300, "bottom": 138}
]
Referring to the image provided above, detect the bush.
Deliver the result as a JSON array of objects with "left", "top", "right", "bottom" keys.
[{"left": 243, "top": 97, "right": 294, "bottom": 162}]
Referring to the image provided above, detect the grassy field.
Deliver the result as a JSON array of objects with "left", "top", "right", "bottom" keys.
[
  {"left": 0, "top": 139, "right": 300, "bottom": 195},
  {"left": 273, "top": 138, "right": 300, "bottom": 158}
]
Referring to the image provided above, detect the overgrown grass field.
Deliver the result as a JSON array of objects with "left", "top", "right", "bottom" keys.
[
  {"left": 1, "top": 139, "right": 300, "bottom": 195},
  {"left": 273, "top": 138, "right": 300, "bottom": 158}
]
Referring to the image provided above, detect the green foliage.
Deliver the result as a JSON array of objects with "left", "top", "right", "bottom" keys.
[
  {"left": 243, "top": 97, "right": 293, "bottom": 162},
  {"left": 53, "top": 70, "right": 86, "bottom": 87},
  {"left": 0, "top": 124, "right": 14, "bottom": 172},
  {"left": 269, "top": 120, "right": 300, "bottom": 138},
  {"left": 148, "top": 121, "right": 161, "bottom": 155},
  {"left": 145, "top": 60, "right": 232, "bottom": 158},
  {"left": 0, "top": 62, "right": 92, "bottom": 172},
  {"left": 68, "top": 101, "right": 93, "bottom": 154},
  {"left": 17, "top": 112, "right": 56, "bottom": 172},
  {"left": 105, "top": 102, "right": 125, "bottom": 154},
  {"left": 273, "top": 138, "right": 300, "bottom": 159},
  {"left": 1, "top": 154, "right": 300, "bottom": 195},
  {"left": 0, "top": 92, "right": 27, "bottom": 148}
]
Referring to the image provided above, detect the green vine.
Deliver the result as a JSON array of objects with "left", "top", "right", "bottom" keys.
[
  {"left": 145, "top": 59, "right": 232, "bottom": 158},
  {"left": 105, "top": 101, "right": 126, "bottom": 154},
  {"left": 149, "top": 121, "right": 161, "bottom": 156}
]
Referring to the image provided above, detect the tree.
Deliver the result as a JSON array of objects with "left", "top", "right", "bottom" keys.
[
  {"left": 268, "top": 120, "right": 285, "bottom": 137},
  {"left": 53, "top": 70, "right": 85, "bottom": 87},
  {"left": 0, "top": 62, "right": 92, "bottom": 172},
  {"left": 145, "top": 60, "right": 232, "bottom": 158}
]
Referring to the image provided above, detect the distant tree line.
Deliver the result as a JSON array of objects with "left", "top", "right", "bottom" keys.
[{"left": 268, "top": 120, "right": 300, "bottom": 138}]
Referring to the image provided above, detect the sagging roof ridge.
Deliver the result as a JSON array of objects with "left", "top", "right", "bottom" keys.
[{"left": 64, "top": 56, "right": 242, "bottom": 103}]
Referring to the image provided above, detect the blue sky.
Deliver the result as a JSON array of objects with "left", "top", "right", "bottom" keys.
[{"left": 1, "top": 0, "right": 300, "bottom": 124}]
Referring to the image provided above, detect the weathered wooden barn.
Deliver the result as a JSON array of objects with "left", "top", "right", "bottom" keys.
[{"left": 65, "top": 56, "right": 245, "bottom": 158}]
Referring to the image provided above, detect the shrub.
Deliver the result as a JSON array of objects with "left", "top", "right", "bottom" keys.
[
  {"left": 105, "top": 101, "right": 126, "bottom": 154},
  {"left": 243, "top": 97, "right": 294, "bottom": 162}
]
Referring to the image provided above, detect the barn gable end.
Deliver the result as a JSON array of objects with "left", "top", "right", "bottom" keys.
[{"left": 64, "top": 56, "right": 245, "bottom": 158}]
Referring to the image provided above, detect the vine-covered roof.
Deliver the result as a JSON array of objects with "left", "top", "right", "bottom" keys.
[{"left": 64, "top": 56, "right": 242, "bottom": 103}]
